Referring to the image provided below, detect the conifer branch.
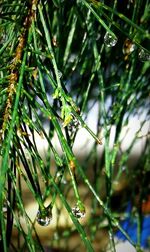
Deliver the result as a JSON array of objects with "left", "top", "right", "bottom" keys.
[{"left": 0, "top": 0, "right": 38, "bottom": 142}]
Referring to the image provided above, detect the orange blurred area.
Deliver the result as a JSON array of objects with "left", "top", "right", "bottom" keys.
[{"left": 142, "top": 196, "right": 150, "bottom": 214}]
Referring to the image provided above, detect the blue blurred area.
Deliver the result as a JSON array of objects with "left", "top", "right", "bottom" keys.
[{"left": 115, "top": 203, "right": 150, "bottom": 248}]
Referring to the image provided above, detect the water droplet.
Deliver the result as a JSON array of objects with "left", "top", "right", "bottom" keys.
[
  {"left": 104, "top": 32, "right": 118, "bottom": 47},
  {"left": 112, "top": 218, "right": 119, "bottom": 227},
  {"left": 61, "top": 178, "right": 67, "bottom": 184},
  {"left": 58, "top": 70, "right": 62, "bottom": 79},
  {"left": 72, "top": 205, "right": 86, "bottom": 219},
  {"left": 109, "top": 231, "right": 113, "bottom": 241},
  {"left": 52, "top": 36, "right": 58, "bottom": 47},
  {"left": 57, "top": 173, "right": 67, "bottom": 184},
  {"left": 123, "top": 38, "right": 136, "bottom": 55},
  {"left": 67, "top": 116, "right": 81, "bottom": 135},
  {"left": 121, "top": 165, "right": 126, "bottom": 171},
  {"left": 112, "top": 180, "right": 121, "bottom": 192},
  {"left": 138, "top": 49, "right": 150, "bottom": 61},
  {"left": 3, "top": 206, "right": 7, "bottom": 213},
  {"left": 36, "top": 207, "right": 52, "bottom": 226},
  {"left": 56, "top": 171, "right": 62, "bottom": 178}
]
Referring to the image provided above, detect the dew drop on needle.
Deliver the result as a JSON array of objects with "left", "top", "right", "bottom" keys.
[
  {"left": 58, "top": 70, "right": 62, "bottom": 79},
  {"left": 138, "top": 49, "right": 150, "bottom": 62},
  {"left": 72, "top": 205, "right": 86, "bottom": 219},
  {"left": 36, "top": 207, "right": 52, "bottom": 226},
  {"left": 104, "top": 32, "right": 118, "bottom": 47},
  {"left": 122, "top": 38, "right": 135, "bottom": 55}
]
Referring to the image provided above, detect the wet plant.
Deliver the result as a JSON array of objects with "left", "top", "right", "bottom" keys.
[{"left": 0, "top": 0, "right": 150, "bottom": 251}]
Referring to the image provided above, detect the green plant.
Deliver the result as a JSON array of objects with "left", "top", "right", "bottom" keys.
[{"left": 0, "top": 0, "right": 150, "bottom": 251}]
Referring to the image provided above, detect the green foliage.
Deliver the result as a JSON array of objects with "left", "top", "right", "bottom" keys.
[{"left": 0, "top": 0, "right": 150, "bottom": 251}]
